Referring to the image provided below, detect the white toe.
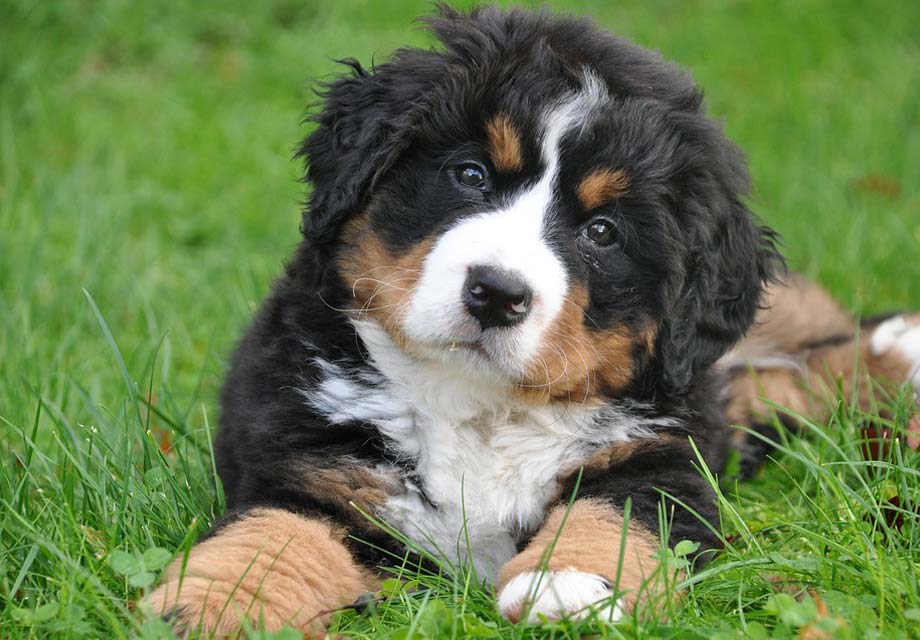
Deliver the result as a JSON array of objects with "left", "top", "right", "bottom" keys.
[
  {"left": 872, "top": 316, "right": 920, "bottom": 391},
  {"left": 497, "top": 569, "right": 623, "bottom": 624},
  {"left": 871, "top": 316, "right": 910, "bottom": 356}
]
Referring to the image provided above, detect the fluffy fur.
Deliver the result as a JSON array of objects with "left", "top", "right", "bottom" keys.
[{"left": 146, "top": 6, "right": 920, "bottom": 636}]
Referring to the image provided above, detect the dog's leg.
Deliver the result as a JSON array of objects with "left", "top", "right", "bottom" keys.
[
  {"left": 496, "top": 439, "right": 718, "bottom": 623},
  {"left": 146, "top": 507, "right": 374, "bottom": 638},
  {"left": 496, "top": 500, "right": 658, "bottom": 623},
  {"left": 726, "top": 313, "right": 920, "bottom": 427},
  {"left": 723, "top": 275, "right": 920, "bottom": 473},
  {"left": 736, "top": 272, "right": 857, "bottom": 355},
  {"left": 723, "top": 273, "right": 918, "bottom": 423}
]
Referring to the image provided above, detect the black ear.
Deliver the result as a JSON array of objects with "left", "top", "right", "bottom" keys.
[
  {"left": 296, "top": 5, "right": 532, "bottom": 244},
  {"left": 297, "top": 5, "right": 525, "bottom": 244},
  {"left": 297, "top": 59, "right": 422, "bottom": 244},
  {"left": 656, "top": 130, "right": 783, "bottom": 394}
]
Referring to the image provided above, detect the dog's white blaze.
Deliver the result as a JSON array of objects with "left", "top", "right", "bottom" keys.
[
  {"left": 403, "top": 74, "right": 608, "bottom": 376},
  {"left": 300, "top": 320, "right": 670, "bottom": 583}
]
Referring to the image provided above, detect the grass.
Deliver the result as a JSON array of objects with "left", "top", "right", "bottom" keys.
[{"left": 2, "top": 0, "right": 919, "bottom": 637}]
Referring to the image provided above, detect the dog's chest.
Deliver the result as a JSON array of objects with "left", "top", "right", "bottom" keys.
[
  {"left": 302, "top": 353, "right": 656, "bottom": 582},
  {"left": 399, "top": 408, "right": 573, "bottom": 522},
  {"left": 378, "top": 404, "right": 588, "bottom": 580}
]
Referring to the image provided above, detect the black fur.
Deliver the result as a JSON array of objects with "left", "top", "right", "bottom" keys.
[{"left": 215, "top": 4, "right": 780, "bottom": 573}]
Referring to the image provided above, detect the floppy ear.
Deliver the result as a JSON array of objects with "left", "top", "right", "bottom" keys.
[
  {"left": 656, "top": 135, "right": 782, "bottom": 394},
  {"left": 298, "top": 4, "right": 529, "bottom": 245},
  {"left": 297, "top": 59, "right": 422, "bottom": 244},
  {"left": 297, "top": 5, "right": 532, "bottom": 244}
]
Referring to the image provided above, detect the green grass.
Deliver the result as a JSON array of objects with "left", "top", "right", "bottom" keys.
[{"left": 2, "top": 0, "right": 919, "bottom": 637}]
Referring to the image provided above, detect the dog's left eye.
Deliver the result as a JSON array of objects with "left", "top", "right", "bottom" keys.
[
  {"left": 456, "top": 164, "right": 488, "bottom": 189},
  {"left": 584, "top": 219, "right": 618, "bottom": 246}
]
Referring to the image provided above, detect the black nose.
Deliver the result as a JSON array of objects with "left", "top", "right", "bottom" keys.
[{"left": 463, "top": 265, "right": 533, "bottom": 330}]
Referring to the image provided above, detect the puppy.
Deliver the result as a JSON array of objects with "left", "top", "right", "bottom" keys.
[{"left": 147, "top": 5, "right": 920, "bottom": 635}]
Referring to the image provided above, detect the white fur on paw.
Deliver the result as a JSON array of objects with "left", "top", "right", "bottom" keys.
[
  {"left": 497, "top": 570, "right": 624, "bottom": 624},
  {"left": 872, "top": 316, "right": 920, "bottom": 390}
]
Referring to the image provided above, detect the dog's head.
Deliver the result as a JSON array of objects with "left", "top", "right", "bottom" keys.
[{"left": 299, "top": 6, "right": 780, "bottom": 402}]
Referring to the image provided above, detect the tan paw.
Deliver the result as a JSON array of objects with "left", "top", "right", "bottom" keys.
[
  {"left": 146, "top": 574, "right": 324, "bottom": 638},
  {"left": 143, "top": 509, "right": 373, "bottom": 638}
]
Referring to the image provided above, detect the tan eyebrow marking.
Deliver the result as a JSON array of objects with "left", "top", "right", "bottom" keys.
[
  {"left": 485, "top": 114, "right": 524, "bottom": 173},
  {"left": 577, "top": 168, "right": 629, "bottom": 210}
]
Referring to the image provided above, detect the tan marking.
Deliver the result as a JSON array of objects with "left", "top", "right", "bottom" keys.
[
  {"left": 642, "top": 321, "right": 659, "bottom": 355},
  {"left": 577, "top": 168, "right": 629, "bottom": 211},
  {"left": 298, "top": 465, "right": 400, "bottom": 531},
  {"left": 485, "top": 114, "right": 524, "bottom": 173},
  {"left": 497, "top": 500, "right": 661, "bottom": 614},
  {"left": 518, "top": 286, "right": 646, "bottom": 403},
  {"left": 337, "top": 214, "right": 433, "bottom": 349},
  {"left": 578, "top": 440, "right": 647, "bottom": 473},
  {"left": 146, "top": 508, "right": 374, "bottom": 638},
  {"left": 572, "top": 436, "right": 683, "bottom": 477}
]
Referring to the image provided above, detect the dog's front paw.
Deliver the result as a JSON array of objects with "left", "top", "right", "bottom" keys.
[
  {"left": 872, "top": 315, "right": 920, "bottom": 391},
  {"left": 146, "top": 572, "right": 309, "bottom": 638},
  {"left": 146, "top": 575, "right": 251, "bottom": 638},
  {"left": 497, "top": 569, "right": 623, "bottom": 624},
  {"left": 143, "top": 509, "right": 374, "bottom": 638}
]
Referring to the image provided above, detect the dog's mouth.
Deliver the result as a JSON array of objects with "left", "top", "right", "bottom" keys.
[
  {"left": 419, "top": 332, "right": 502, "bottom": 362},
  {"left": 373, "top": 318, "right": 526, "bottom": 385},
  {"left": 445, "top": 340, "right": 485, "bottom": 353},
  {"left": 417, "top": 324, "right": 540, "bottom": 378}
]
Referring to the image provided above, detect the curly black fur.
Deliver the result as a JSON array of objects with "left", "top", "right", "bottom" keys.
[{"left": 215, "top": 4, "right": 781, "bottom": 569}]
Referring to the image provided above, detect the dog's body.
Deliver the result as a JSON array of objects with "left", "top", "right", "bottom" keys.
[{"left": 148, "top": 6, "right": 920, "bottom": 635}]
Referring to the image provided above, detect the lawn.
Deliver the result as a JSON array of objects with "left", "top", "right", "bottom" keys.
[{"left": 2, "top": 0, "right": 919, "bottom": 637}]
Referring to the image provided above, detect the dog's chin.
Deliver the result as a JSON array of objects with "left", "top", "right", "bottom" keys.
[
  {"left": 398, "top": 323, "right": 535, "bottom": 383},
  {"left": 408, "top": 335, "right": 522, "bottom": 379}
]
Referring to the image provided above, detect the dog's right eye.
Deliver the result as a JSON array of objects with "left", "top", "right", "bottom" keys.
[
  {"left": 456, "top": 164, "right": 488, "bottom": 190},
  {"left": 583, "top": 219, "right": 619, "bottom": 247}
]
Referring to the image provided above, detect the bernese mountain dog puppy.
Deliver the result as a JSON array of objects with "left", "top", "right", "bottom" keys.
[{"left": 147, "top": 5, "right": 920, "bottom": 636}]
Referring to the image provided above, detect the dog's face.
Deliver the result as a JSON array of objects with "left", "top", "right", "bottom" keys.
[{"left": 301, "top": 6, "right": 778, "bottom": 402}]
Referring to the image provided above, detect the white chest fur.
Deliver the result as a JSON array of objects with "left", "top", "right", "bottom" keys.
[{"left": 300, "top": 320, "right": 662, "bottom": 582}]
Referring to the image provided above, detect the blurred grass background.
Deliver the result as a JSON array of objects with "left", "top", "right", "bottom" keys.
[
  {"left": 2, "top": 0, "right": 919, "bottom": 437},
  {"left": 1, "top": 0, "right": 919, "bottom": 637}
]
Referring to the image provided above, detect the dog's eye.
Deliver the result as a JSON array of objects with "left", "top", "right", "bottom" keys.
[
  {"left": 456, "top": 164, "right": 487, "bottom": 189},
  {"left": 584, "top": 219, "right": 618, "bottom": 246}
]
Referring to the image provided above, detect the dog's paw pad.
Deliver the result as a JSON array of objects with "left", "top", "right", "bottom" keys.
[
  {"left": 497, "top": 570, "right": 623, "bottom": 624},
  {"left": 872, "top": 315, "right": 920, "bottom": 390}
]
